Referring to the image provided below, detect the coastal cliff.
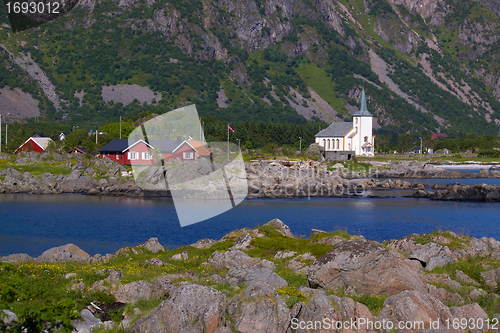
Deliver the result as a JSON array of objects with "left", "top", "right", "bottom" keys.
[{"left": 2, "top": 220, "right": 500, "bottom": 332}]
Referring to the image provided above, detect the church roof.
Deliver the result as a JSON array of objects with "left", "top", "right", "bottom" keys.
[
  {"left": 315, "top": 122, "right": 353, "bottom": 137},
  {"left": 353, "top": 90, "right": 372, "bottom": 117}
]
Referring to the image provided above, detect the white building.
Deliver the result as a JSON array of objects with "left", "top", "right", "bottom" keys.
[{"left": 315, "top": 90, "right": 374, "bottom": 160}]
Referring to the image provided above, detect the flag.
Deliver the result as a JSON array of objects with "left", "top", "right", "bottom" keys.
[{"left": 228, "top": 125, "right": 234, "bottom": 132}]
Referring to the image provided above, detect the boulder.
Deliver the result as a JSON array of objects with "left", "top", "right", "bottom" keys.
[
  {"left": 135, "top": 237, "right": 165, "bottom": 253},
  {"left": 129, "top": 284, "right": 226, "bottom": 333},
  {"left": 72, "top": 309, "right": 102, "bottom": 333},
  {"left": 208, "top": 250, "right": 259, "bottom": 269},
  {"left": 227, "top": 281, "right": 290, "bottom": 333},
  {"left": 329, "top": 295, "right": 373, "bottom": 328},
  {"left": 230, "top": 233, "right": 253, "bottom": 250},
  {"left": 455, "top": 270, "right": 480, "bottom": 286},
  {"left": 377, "top": 290, "right": 455, "bottom": 331},
  {"left": 191, "top": 238, "right": 216, "bottom": 249},
  {"left": 309, "top": 229, "right": 326, "bottom": 238},
  {"left": 151, "top": 276, "right": 176, "bottom": 298},
  {"left": 145, "top": 258, "right": 167, "bottom": 267},
  {"left": 226, "top": 264, "right": 288, "bottom": 288},
  {"left": 427, "top": 255, "right": 455, "bottom": 271},
  {"left": 37, "top": 244, "right": 90, "bottom": 263},
  {"left": 307, "top": 239, "right": 426, "bottom": 295},
  {"left": 424, "top": 273, "right": 462, "bottom": 291},
  {"left": 0, "top": 253, "right": 33, "bottom": 263},
  {"left": 481, "top": 267, "right": 500, "bottom": 290},
  {"left": 263, "top": 218, "right": 294, "bottom": 238},
  {"left": 427, "top": 284, "right": 464, "bottom": 305},
  {"left": 1, "top": 310, "right": 18, "bottom": 325},
  {"left": 289, "top": 291, "right": 342, "bottom": 332},
  {"left": 387, "top": 234, "right": 422, "bottom": 254},
  {"left": 408, "top": 242, "right": 454, "bottom": 268},
  {"left": 450, "top": 303, "right": 488, "bottom": 326},
  {"left": 171, "top": 251, "right": 188, "bottom": 260},
  {"left": 114, "top": 281, "right": 153, "bottom": 303}
]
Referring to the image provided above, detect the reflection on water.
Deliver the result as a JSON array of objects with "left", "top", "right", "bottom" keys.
[{"left": 0, "top": 194, "right": 499, "bottom": 257}]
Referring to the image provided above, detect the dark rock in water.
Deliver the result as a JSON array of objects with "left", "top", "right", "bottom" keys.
[
  {"left": 37, "top": 244, "right": 90, "bottom": 263},
  {"left": 410, "top": 184, "right": 500, "bottom": 202},
  {"left": 129, "top": 284, "right": 227, "bottom": 333},
  {"left": 307, "top": 239, "right": 427, "bottom": 295},
  {"left": 135, "top": 237, "right": 165, "bottom": 253}
]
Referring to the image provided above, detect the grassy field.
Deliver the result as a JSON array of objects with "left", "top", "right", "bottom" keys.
[{"left": 0, "top": 157, "right": 72, "bottom": 176}]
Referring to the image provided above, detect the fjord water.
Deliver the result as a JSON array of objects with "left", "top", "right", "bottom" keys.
[{"left": 1, "top": 193, "right": 499, "bottom": 257}]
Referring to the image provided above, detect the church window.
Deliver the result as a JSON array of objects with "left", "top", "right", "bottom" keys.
[
  {"left": 356, "top": 118, "right": 358, "bottom": 124},
  {"left": 327, "top": 139, "right": 330, "bottom": 149},
  {"left": 323, "top": 139, "right": 326, "bottom": 147},
  {"left": 336, "top": 139, "right": 339, "bottom": 149},
  {"left": 364, "top": 136, "right": 368, "bottom": 142}
]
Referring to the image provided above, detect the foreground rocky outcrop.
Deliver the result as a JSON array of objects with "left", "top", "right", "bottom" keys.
[{"left": 2, "top": 220, "right": 500, "bottom": 332}]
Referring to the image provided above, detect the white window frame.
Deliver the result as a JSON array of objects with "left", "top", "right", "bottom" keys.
[
  {"left": 142, "top": 152, "right": 153, "bottom": 160},
  {"left": 128, "top": 152, "right": 138, "bottom": 160},
  {"left": 183, "top": 152, "right": 194, "bottom": 159}
]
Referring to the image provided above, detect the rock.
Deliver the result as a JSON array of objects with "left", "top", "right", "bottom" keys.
[
  {"left": 274, "top": 251, "right": 296, "bottom": 260},
  {"left": 308, "top": 239, "right": 426, "bottom": 295},
  {"left": 309, "top": 229, "right": 326, "bottom": 238},
  {"left": 114, "top": 280, "right": 153, "bottom": 303},
  {"left": 37, "top": 244, "right": 90, "bottom": 263},
  {"left": 129, "top": 284, "right": 226, "bottom": 333},
  {"left": 427, "top": 255, "right": 455, "bottom": 271},
  {"left": 469, "top": 288, "right": 486, "bottom": 301},
  {"left": 64, "top": 273, "right": 77, "bottom": 279},
  {"left": 263, "top": 218, "right": 294, "bottom": 238},
  {"left": 151, "top": 276, "right": 176, "bottom": 298},
  {"left": 329, "top": 295, "right": 373, "bottom": 326},
  {"left": 427, "top": 284, "right": 464, "bottom": 305},
  {"left": 377, "top": 291, "right": 454, "bottom": 330},
  {"left": 191, "top": 238, "right": 216, "bottom": 249},
  {"left": 455, "top": 270, "right": 480, "bottom": 286},
  {"left": 135, "top": 237, "right": 165, "bottom": 253},
  {"left": 208, "top": 250, "right": 259, "bottom": 269},
  {"left": 145, "top": 258, "right": 167, "bottom": 267},
  {"left": 228, "top": 281, "right": 290, "bottom": 333},
  {"left": 0, "top": 253, "right": 33, "bottom": 263},
  {"left": 424, "top": 273, "right": 462, "bottom": 291},
  {"left": 387, "top": 234, "right": 422, "bottom": 254},
  {"left": 408, "top": 242, "right": 454, "bottom": 268},
  {"left": 315, "top": 236, "right": 344, "bottom": 246},
  {"left": 66, "top": 170, "right": 82, "bottom": 181},
  {"left": 226, "top": 264, "right": 288, "bottom": 288},
  {"left": 171, "top": 251, "right": 188, "bottom": 260},
  {"left": 289, "top": 291, "right": 342, "bottom": 332},
  {"left": 230, "top": 233, "right": 253, "bottom": 250},
  {"left": 1, "top": 310, "right": 18, "bottom": 325},
  {"left": 260, "top": 259, "right": 276, "bottom": 270},
  {"left": 470, "top": 237, "right": 488, "bottom": 254},
  {"left": 481, "top": 267, "right": 500, "bottom": 290},
  {"left": 450, "top": 303, "right": 488, "bottom": 328},
  {"left": 72, "top": 309, "right": 102, "bottom": 333}
]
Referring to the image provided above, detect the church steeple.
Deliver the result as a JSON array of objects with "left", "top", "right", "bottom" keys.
[{"left": 354, "top": 89, "right": 372, "bottom": 116}]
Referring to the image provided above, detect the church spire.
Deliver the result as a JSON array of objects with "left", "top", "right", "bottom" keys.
[{"left": 354, "top": 89, "right": 372, "bottom": 116}]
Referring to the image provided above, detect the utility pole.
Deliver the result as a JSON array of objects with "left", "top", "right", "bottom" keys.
[
  {"left": 120, "top": 116, "right": 122, "bottom": 139},
  {"left": 0, "top": 115, "right": 2, "bottom": 153},
  {"left": 5, "top": 124, "right": 7, "bottom": 147},
  {"left": 96, "top": 130, "right": 98, "bottom": 145},
  {"left": 236, "top": 138, "right": 240, "bottom": 150},
  {"left": 299, "top": 137, "right": 302, "bottom": 152},
  {"left": 419, "top": 137, "right": 423, "bottom": 160}
]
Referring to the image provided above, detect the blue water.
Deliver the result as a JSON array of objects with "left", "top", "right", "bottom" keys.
[{"left": 1, "top": 194, "right": 499, "bottom": 257}]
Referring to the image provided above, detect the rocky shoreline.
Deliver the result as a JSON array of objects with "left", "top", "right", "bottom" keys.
[
  {"left": 1, "top": 153, "right": 500, "bottom": 201},
  {"left": 2, "top": 219, "right": 500, "bottom": 332}
]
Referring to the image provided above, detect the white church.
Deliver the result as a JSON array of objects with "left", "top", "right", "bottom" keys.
[{"left": 315, "top": 90, "right": 374, "bottom": 160}]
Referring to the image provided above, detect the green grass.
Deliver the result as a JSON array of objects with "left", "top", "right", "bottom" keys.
[
  {"left": 413, "top": 230, "right": 470, "bottom": 250},
  {"left": 295, "top": 62, "right": 349, "bottom": 115}
]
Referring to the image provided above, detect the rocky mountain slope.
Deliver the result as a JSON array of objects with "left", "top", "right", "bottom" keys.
[{"left": 0, "top": 0, "right": 499, "bottom": 139}]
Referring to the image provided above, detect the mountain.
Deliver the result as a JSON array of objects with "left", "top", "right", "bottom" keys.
[{"left": 1, "top": 0, "right": 500, "bottom": 141}]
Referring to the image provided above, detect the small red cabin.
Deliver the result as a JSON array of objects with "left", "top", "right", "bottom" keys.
[{"left": 15, "top": 137, "right": 53, "bottom": 154}]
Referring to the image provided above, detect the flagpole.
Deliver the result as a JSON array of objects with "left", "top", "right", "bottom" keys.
[{"left": 227, "top": 124, "right": 229, "bottom": 159}]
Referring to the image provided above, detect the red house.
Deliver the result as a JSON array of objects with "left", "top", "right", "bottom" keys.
[
  {"left": 432, "top": 133, "right": 448, "bottom": 139},
  {"left": 98, "top": 139, "right": 155, "bottom": 166},
  {"left": 99, "top": 139, "right": 212, "bottom": 166},
  {"left": 15, "top": 137, "right": 53, "bottom": 154}
]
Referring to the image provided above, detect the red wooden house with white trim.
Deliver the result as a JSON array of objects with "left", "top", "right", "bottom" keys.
[{"left": 15, "top": 137, "right": 53, "bottom": 154}]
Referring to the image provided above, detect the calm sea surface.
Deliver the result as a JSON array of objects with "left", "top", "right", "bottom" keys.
[{"left": 1, "top": 189, "right": 500, "bottom": 257}]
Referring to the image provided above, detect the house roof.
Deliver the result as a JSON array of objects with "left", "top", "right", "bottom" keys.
[
  {"left": 148, "top": 140, "right": 182, "bottom": 153},
  {"left": 315, "top": 122, "right": 354, "bottom": 137},
  {"left": 409, "top": 146, "right": 420, "bottom": 152},
  {"left": 187, "top": 141, "right": 212, "bottom": 156},
  {"left": 70, "top": 147, "right": 87, "bottom": 154},
  {"left": 15, "top": 137, "right": 53, "bottom": 153},
  {"left": 353, "top": 90, "right": 373, "bottom": 117},
  {"left": 98, "top": 139, "right": 130, "bottom": 152},
  {"left": 172, "top": 140, "right": 197, "bottom": 154}
]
